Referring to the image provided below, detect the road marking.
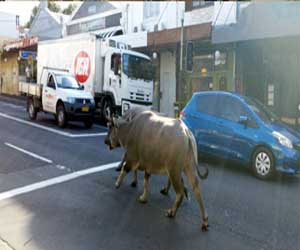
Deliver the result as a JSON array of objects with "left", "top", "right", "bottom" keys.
[
  {"left": 0, "top": 112, "right": 107, "bottom": 138},
  {"left": 94, "top": 124, "right": 108, "bottom": 130},
  {"left": 4, "top": 142, "right": 53, "bottom": 164},
  {"left": 0, "top": 161, "right": 120, "bottom": 201}
]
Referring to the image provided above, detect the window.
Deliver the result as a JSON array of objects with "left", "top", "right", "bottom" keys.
[
  {"left": 185, "top": 1, "right": 213, "bottom": 12},
  {"left": 218, "top": 96, "right": 248, "bottom": 123},
  {"left": 111, "top": 54, "right": 121, "bottom": 76},
  {"left": 143, "top": 2, "right": 160, "bottom": 19},
  {"left": 196, "top": 94, "right": 219, "bottom": 117},
  {"left": 47, "top": 75, "right": 56, "bottom": 89},
  {"left": 88, "top": 5, "right": 96, "bottom": 14}
]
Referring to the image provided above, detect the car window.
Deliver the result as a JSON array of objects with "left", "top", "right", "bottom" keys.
[
  {"left": 218, "top": 96, "right": 249, "bottom": 123},
  {"left": 47, "top": 74, "right": 56, "bottom": 89},
  {"left": 196, "top": 94, "right": 219, "bottom": 117}
]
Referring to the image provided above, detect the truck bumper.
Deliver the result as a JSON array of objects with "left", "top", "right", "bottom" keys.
[{"left": 64, "top": 103, "right": 95, "bottom": 121}]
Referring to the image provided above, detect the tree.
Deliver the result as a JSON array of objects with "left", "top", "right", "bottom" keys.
[
  {"left": 62, "top": 4, "right": 77, "bottom": 15},
  {"left": 48, "top": 1, "right": 61, "bottom": 13}
]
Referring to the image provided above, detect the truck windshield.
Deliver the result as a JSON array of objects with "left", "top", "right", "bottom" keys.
[
  {"left": 122, "top": 54, "right": 153, "bottom": 81},
  {"left": 56, "top": 75, "right": 81, "bottom": 90}
]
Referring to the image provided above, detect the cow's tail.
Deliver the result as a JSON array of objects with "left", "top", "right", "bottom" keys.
[{"left": 186, "top": 128, "right": 209, "bottom": 180}]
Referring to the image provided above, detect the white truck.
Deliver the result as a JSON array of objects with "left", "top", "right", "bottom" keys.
[
  {"left": 19, "top": 68, "right": 95, "bottom": 128},
  {"left": 36, "top": 33, "right": 154, "bottom": 121}
]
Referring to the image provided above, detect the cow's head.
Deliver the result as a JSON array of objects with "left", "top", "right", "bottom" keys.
[{"left": 104, "top": 116, "right": 122, "bottom": 150}]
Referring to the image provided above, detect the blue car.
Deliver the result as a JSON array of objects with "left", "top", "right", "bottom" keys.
[{"left": 180, "top": 91, "right": 300, "bottom": 179}]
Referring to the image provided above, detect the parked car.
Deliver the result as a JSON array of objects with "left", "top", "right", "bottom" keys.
[{"left": 180, "top": 91, "right": 300, "bottom": 179}]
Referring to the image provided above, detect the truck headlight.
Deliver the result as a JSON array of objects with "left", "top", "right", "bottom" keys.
[
  {"left": 67, "top": 97, "right": 76, "bottom": 104},
  {"left": 123, "top": 103, "right": 130, "bottom": 113},
  {"left": 272, "top": 131, "right": 293, "bottom": 149}
]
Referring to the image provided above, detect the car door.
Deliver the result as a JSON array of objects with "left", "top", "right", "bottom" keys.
[
  {"left": 42, "top": 74, "right": 57, "bottom": 113},
  {"left": 188, "top": 93, "right": 224, "bottom": 156},
  {"left": 215, "top": 95, "right": 259, "bottom": 163}
]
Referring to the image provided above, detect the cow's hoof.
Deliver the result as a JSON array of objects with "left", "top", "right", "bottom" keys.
[
  {"left": 138, "top": 195, "right": 147, "bottom": 204},
  {"left": 115, "top": 165, "right": 122, "bottom": 172},
  {"left": 201, "top": 223, "right": 209, "bottom": 232},
  {"left": 131, "top": 181, "right": 137, "bottom": 188},
  {"left": 165, "top": 209, "right": 175, "bottom": 218},
  {"left": 115, "top": 182, "right": 120, "bottom": 189},
  {"left": 160, "top": 187, "right": 168, "bottom": 196},
  {"left": 201, "top": 217, "right": 209, "bottom": 232}
]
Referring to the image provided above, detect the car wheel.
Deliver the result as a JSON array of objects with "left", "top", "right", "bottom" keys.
[
  {"left": 102, "top": 99, "right": 113, "bottom": 122},
  {"left": 252, "top": 147, "right": 275, "bottom": 180},
  {"left": 28, "top": 99, "right": 37, "bottom": 120},
  {"left": 84, "top": 119, "right": 93, "bottom": 129},
  {"left": 57, "top": 104, "right": 68, "bottom": 128}
]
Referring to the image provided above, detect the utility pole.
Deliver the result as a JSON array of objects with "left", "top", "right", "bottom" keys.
[{"left": 180, "top": 15, "right": 184, "bottom": 71}]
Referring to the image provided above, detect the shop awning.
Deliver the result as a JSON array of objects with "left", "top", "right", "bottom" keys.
[{"left": 147, "top": 22, "right": 211, "bottom": 47}]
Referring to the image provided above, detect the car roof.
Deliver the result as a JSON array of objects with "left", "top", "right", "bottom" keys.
[{"left": 192, "top": 91, "right": 245, "bottom": 100}]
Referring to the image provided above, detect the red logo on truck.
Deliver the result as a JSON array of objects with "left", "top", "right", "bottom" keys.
[{"left": 74, "top": 51, "right": 91, "bottom": 83}]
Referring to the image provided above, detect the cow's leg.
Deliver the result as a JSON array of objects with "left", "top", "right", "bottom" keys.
[
  {"left": 116, "top": 153, "right": 127, "bottom": 172},
  {"left": 160, "top": 178, "right": 171, "bottom": 196},
  {"left": 115, "top": 161, "right": 124, "bottom": 172},
  {"left": 131, "top": 170, "right": 138, "bottom": 188},
  {"left": 115, "top": 162, "right": 130, "bottom": 188},
  {"left": 165, "top": 172, "right": 184, "bottom": 218},
  {"left": 138, "top": 172, "right": 150, "bottom": 204},
  {"left": 184, "top": 165, "right": 209, "bottom": 231}
]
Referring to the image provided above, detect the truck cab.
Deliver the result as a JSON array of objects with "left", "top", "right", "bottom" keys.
[{"left": 99, "top": 42, "right": 154, "bottom": 121}]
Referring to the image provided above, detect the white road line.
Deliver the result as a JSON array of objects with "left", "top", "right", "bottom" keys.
[
  {"left": 0, "top": 161, "right": 120, "bottom": 201},
  {"left": 0, "top": 112, "right": 107, "bottom": 138},
  {"left": 4, "top": 142, "right": 53, "bottom": 164},
  {"left": 94, "top": 124, "right": 108, "bottom": 130}
]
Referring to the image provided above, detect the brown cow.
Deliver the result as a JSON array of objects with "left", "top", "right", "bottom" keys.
[
  {"left": 105, "top": 110, "right": 209, "bottom": 231},
  {"left": 106, "top": 107, "right": 188, "bottom": 197}
]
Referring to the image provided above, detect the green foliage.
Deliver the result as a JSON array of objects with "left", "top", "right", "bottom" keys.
[
  {"left": 48, "top": 1, "right": 61, "bottom": 13},
  {"left": 62, "top": 4, "right": 77, "bottom": 15}
]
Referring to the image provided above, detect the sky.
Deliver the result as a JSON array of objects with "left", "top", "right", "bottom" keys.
[{"left": 0, "top": 1, "right": 82, "bottom": 25}]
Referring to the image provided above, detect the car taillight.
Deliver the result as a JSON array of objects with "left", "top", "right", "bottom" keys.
[{"left": 180, "top": 111, "right": 185, "bottom": 118}]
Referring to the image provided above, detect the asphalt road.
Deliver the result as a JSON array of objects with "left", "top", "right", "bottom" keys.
[{"left": 0, "top": 95, "right": 300, "bottom": 250}]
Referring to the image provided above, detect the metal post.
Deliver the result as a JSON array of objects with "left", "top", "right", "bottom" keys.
[{"left": 180, "top": 17, "right": 184, "bottom": 71}]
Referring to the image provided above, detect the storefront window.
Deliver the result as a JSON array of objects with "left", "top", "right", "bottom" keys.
[{"left": 19, "top": 59, "right": 37, "bottom": 83}]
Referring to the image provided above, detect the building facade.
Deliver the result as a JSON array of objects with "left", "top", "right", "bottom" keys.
[
  {"left": 1, "top": 37, "right": 38, "bottom": 95},
  {"left": 0, "top": 11, "right": 19, "bottom": 94},
  {"left": 66, "top": 1, "right": 123, "bottom": 37},
  {"left": 212, "top": 2, "right": 300, "bottom": 124}
]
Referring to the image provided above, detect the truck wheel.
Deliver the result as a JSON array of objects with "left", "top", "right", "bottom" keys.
[
  {"left": 103, "top": 99, "right": 113, "bottom": 122},
  {"left": 84, "top": 119, "right": 93, "bottom": 129},
  {"left": 252, "top": 147, "right": 275, "bottom": 180},
  {"left": 57, "top": 104, "right": 68, "bottom": 128},
  {"left": 28, "top": 99, "right": 37, "bottom": 120}
]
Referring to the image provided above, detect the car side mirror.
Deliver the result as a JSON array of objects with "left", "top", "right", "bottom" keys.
[
  {"left": 79, "top": 85, "right": 84, "bottom": 90},
  {"left": 239, "top": 115, "right": 248, "bottom": 126}
]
